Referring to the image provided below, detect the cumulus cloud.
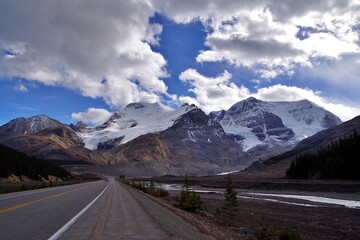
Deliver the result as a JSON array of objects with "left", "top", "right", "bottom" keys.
[
  {"left": 254, "top": 84, "right": 360, "bottom": 121},
  {"left": 0, "top": 0, "right": 168, "bottom": 108},
  {"left": 179, "top": 68, "right": 250, "bottom": 112},
  {"left": 1, "top": 0, "right": 359, "bottom": 121},
  {"left": 71, "top": 108, "right": 112, "bottom": 125},
  {"left": 155, "top": 0, "right": 360, "bottom": 120},
  {"left": 155, "top": 0, "right": 360, "bottom": 78},
  {"left": 178, "top": 68, "right": 360, "bottom": 120},
  {"left": 302, "top": 55, "right": 360, "bottom": 93}
]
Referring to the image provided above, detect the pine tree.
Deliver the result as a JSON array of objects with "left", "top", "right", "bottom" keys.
[
  {"left": 286, "top": 130, "right": 360, "bottom": 180},
  {"left": 149, "top": 178, "right": 155, "bottom": 190},
  {"left": 222, "top": 175, "right": 239, "bottom": 226},
  {"left": 177, "top": 175, "right": 204, "bottom": 212}
]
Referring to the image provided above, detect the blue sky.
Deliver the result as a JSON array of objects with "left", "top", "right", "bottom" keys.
[{"left": 1, "top": 1, "right": 360, "bottom": 126}]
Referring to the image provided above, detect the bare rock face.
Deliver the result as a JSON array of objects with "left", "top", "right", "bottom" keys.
[
  {"left": 110, "top": 108, "right": 250, "bottom": 173},
  {"left": 69, "top": 121, "right": 88, "bottom": 131},
  {"left": 0, "top": 98, "right": 343, "bottom": 176},
  {"left": 97, "top": 136, "right": 124, "bottom": 151},
  {"left": 1, "top": 115, "right": 64, "bottom": 134},
  {"left": 0, "top": 116, "right": 107, "bottom": 165},
  {"left": 210, "top": 97, "right": 341, "bottom": 151}
]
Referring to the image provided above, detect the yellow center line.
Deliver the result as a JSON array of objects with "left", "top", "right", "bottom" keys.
[{"left": 0, "top": 188, "right": 80, "bottom": 214}]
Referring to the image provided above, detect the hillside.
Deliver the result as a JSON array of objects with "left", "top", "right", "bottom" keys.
[
  {"left": 0, "top": 116, "right": 108, "bottom": 165},
  {"left": 0, "top": 144, "right": 70, "bottom": 180},
  {"left": 287, "top": 131, "right": 360, "bottom": 180},
  {"left": 210, "top": 97, "right": 341, "bottom": 151},
  {"left": 0, "top": 99, "right": 344, "bottom": 176},
  {"left": 242, "top": 115, "right": 360, "bottom": 179}
]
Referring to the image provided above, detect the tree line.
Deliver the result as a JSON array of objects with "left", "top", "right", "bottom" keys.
[
  {"left": 0, "top": 144, "right": 70, "bottom": 180},
  {"left": 286, "top": 131, "right": 360, "bottom": 180}
]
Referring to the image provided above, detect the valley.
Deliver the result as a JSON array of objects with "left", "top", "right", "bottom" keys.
[
  {"left": 0, "top": 97, "right": 344, "bottom": 176},
  {"left": 149, "top": 178, "right": 360, "bottom": 240},
  {"left": 2, "top": 2, "right": 360, "bottom": 239},
  {"left": 1, "top": 97, "right": 359, "bottom": 240}
]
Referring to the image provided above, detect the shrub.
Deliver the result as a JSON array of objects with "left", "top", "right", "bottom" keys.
[
  {"left": 177, "top": 175, "right": 205, "bottom": 212},
  {"left": 254, "top": 222, "right": 276, "bottom": 240},
  {"left": 278, "top": 226, "right": 302, "bottom": 240},
  {"left": 254, "top": 222, "right": 302, "bottom": 240},
  {"left": 222, "top": 175, "right": 239, "bottom": 226},
  {"left": 126, "top": 180, "right": 169, "bottom": 198}
]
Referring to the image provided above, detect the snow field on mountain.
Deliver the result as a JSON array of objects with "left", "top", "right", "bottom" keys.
[{"left": 79, "top": 103, "right": 196, "bottom": 150}]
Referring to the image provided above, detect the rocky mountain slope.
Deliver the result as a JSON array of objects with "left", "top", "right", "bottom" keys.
[
  {"left": 294, "top": 115, "right": 360, "bottom": 150},
  {"left": 242, "top": 115, "right": 360, "bottom": 178},
  {"left": 0, "top": 116, "right": 107, "bottom": 165},
  {"left": 1, "top": 115, "right": 64, "bottom": 134},
  {"left": 77, "top": 102, "right": 197, "bottom": 150},
  {"left": 0, "top": 98, "right": 343, "bottom": 176},
  {"left": 210, "top": 97, "right": 341, "bottom": 152},
  {"left": 108, "top": 108, "right": 249, "bottom": 175}
]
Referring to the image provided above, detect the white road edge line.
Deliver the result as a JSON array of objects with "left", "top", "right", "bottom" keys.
[{"left": 48, "top": 182, "right": 111, "bottom": 240}]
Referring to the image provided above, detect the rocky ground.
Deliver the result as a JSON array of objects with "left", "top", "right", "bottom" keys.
[{"left": 150, "top": 185, "right": 360, "bottom": 240}]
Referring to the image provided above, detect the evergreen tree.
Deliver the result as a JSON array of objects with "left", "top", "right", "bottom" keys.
[
  {"left": 286, "top": 130, "right": 360, "bottom": 180},
  {"left": 222, "top": 175, "right": 239, "bottom": 226},
  {"left": 150, "top": 178, "right": 155, "bottom": 189},
  {"left": 177, "top": 175, "right": 205, "bottom": 212},
  {"left": 0, "top": 144, "right": 70, "bottom": 180}
]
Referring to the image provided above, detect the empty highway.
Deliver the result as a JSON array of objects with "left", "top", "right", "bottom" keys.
[{"left": 0, "top": 179, "right": 214, "bottom": 240}]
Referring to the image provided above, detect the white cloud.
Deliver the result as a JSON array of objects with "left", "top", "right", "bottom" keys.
[
  {"left": 158, "top": 0, "right": 360, "bottom": 120},
  {"left": 71, "top": 108, "right": 112, "bottom": 125},
  {"left": 254, "top": 84, "right": 360, "bottom": 121},
  {"left": 1, "top": 0, "right": 359, "bottom": 122},
  {"left": 155, "top": 0, "right": 360, "bottom": 79},
  {"left": 14, "top": 83, "right": 28, "bottom": 93},
  {"left": 179, "top": 68, "right": 250, "bottom": 112},
  {"left": 178, "top": 68, "right": 360, "bottom": 120},
  {"left": 302, "top": 55, "right": 360, "bottom": 93},
  {"left": 0, "top": 1, "right": 168, "bottom": 108}
]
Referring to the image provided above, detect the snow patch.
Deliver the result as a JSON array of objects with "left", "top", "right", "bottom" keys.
[{"left": 79, "top": 102, "right": 196, "bottom": 149}]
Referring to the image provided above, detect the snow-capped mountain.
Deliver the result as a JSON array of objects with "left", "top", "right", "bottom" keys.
[
  {"left": 69, "top": 121, "right": 88, "bottom": 132},
  {"left": 78, "top": 102, "right": 198, "bottom": 150},
  {"left": 0, "top": 115, "right": 65, "bottom": 134},
  {"left": 210, "top": 97, "right": 342, "bottom": 151},
  {"left": 0, "top": 115, "right": 107, "bottom": 165},
  {"left": 0, "top": 98, "right": 343, "bottom": 175},
  {"left": 109, "top": 107, "right": 249, "bottom": 174}
]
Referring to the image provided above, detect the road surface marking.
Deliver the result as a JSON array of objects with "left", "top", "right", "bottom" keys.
[
  {"left": 48, "top": 182, "right": 111, "bottom": 240},
  {"left": 0, "top": 182, "right": 94, "bottom": 201},
  {"left": 91, "top": 184, "right": 114, "bottom": 239},
  {"left": 0, "top": 188, "right": 80, "bottom": 214}
]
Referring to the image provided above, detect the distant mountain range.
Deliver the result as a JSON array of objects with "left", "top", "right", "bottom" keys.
[
  {"left": 0, "top": 98, "right": 343, "bottom": 176},
  {"left": 243, "top": 115, "right": 360, "bottom": 178},
  {"left": 210, "top": 97, "right": 341, "bottom": 149}
]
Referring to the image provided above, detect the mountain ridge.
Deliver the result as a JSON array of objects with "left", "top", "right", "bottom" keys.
[
  {"left": 210, "top": 97, "right": 341, "bottom": 151},
  {"left": 0, "top": 97, "right": 344, "bottom": 175}
]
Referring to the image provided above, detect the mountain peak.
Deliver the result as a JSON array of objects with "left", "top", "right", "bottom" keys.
[
  {"left": 245, "top": 97, "right": 260, "bottom": 102},
  {"left": 78, "top": 102, "right": 198, "bottom": 150},
  {"left": 0, "top": 115, "right": 64, "bottom": 134},
  {"left": 124, "top": 102, "right": 172, "bottom": 111},
  {"left": 209, "top": 98, "right": 342, "bottom": 151},
  {"left": 69, "top": 121, "right": 88, "bottom": 131},
  {"left": 228, "top": 97, "right": 263, "bottom": 112}
]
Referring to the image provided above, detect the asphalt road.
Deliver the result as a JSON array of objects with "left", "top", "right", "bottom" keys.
[
  {"left": 0, "top": 180, "right": 214, "bottom": 240},
  {"left": 0, "top": 180, "right": 109, "bottom": 240}
]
